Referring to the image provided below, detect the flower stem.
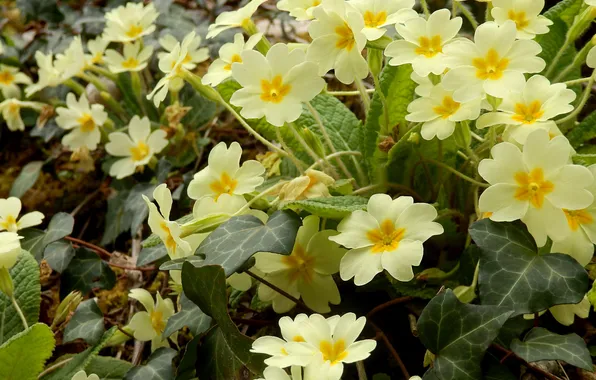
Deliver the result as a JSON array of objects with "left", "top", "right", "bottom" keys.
[
  {"left": 288, "top": 122, "right": 332, "bottom": 171},
  {"left": 88, "top": 65, "right": 118, "bottom": 81},
  {"left": 326, "top": 89, "right": 375, "bottom": 96},
  {"left": 562, "top": 77, "right": 592, "bottom": 86},
  {"left": 234, "top": 181, "right": 288, "bottom": 216},
  {"left": 64, "top": 79, "right": 85, "bottom": 96},
  {"left": 545, "top": 36, "right": 573, "bottom": 79},
  {"left": 456, "top": 2, "right": 479, "bottom": 29},
  {"left": 11, "top": 296, "right": 28, "bottom": 330},
  {"left": 308, "top": 151, "right": 362, "bottom": 171},
  {"left": 556, "top": 69, "right": 596, "bottom": 125},
  {"left": 424, "top": 159, "right": 489, "bottom": 188},
  {"left": 419, "top": 0, "right": 430, "bottom": 16},
  {"left": 275, "top": 127, "right": 306, "bottom": 173},
  {"left": 356, "top": 362, "right": 368, "bottom": 380},
  {"left": 355, "top": 79, "right": 371, "bottom": 111}
]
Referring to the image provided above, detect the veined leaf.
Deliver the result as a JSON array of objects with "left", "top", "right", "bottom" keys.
[
  {"left": 0, "top": 323, "right": 55, "bottom": 380},
  {"left": 125, "top": 347, "right": 177, "bottom": 380},
  {"left": 9, "top": 161, "right": 43, "bottom": 198},
  {"left": 280, "top": 196, "right": 368, "bottom": 219},
  {"left": 63, "top": 299, "right": 105, "bottom": 345},
  {"left": 163, "top": 292, "right": 211, "bottom": 338},
  {"left": 60, "top": 247, "right": 116, "bottom": 298},
  {"left": 84, "top": 356, "right": 133, "bottom": 380}
]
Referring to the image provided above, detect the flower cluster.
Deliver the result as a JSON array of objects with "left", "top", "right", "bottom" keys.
[{"left": 0, "top": 197, "right": 44, "bottom": 270}]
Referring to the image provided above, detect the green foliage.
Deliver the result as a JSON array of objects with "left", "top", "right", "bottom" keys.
[
  {"left": 125, "top": 348, "right": 177, "bottom": 380},
  {"left": 137, "top": 245, "right": 168, "bottom": 266},
  {"left": 0, "top": 251, "right": 40, "bottom": 342},
  {"left": 126, "top": 183, "right": 156, "bottom": 235},
  {"left": 511, "top": 327, "right": 592, "bottom": 370},
  {"left": 469, "top": 219, "right": 589, "bottom": 315},
  {"left": 567, "top": 111, "right": 596, "bottom": 149},
  {"left": 60, "top": 247, "right": 116, "bottom": 298},
  {"left": 0, "top": 323, "right": 55, "bottom": 380},
  {"left": 543, "top": 0, "right": 584, "bottom": 27},
  {"left": 280, "top": 195, "right": 368, "bottom": 219},
  {"left": 63, "top": 299, "right": 105, "bottom": 345},
  {"left": 9, "top": 161, "right": 43, "bottom": 198},
  {"left": 181, "top": 264, "right": 266, "bottom": 378},
  {"left": 180, "top": 86, "right": 218, "bottom": 129},
  {"left": 20, "top": 212, "right": 75, "bottom": 261},
  {"left": 176, "top": 336, "right": 201, "bottom": 380},
  {"left": 44, "top": 240, "right": 75, "bottom": 273},
  {"left": 84, "top": 356, "right": 133, "bottom": 380},
  {"left": 417, "top": 290, "right": 512, "bottom": 380},
  {"left": 102, "top": 189, "right": 133, "bottom": 245},
  {"left": 163, "top": 292, "right": 212, "bottom": 338}
]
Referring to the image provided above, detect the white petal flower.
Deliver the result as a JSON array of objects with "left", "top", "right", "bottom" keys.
[
  {"left": 207, "top": 0, "right": 267, "bottom": 39},
  {"left": 277, "top": 0, "right": 324, "bottom": 20},
  {"left": 491, "top": 0, "right": 553, "bottom": 39},
  {"left": 257, "top": 366, "right": 319, "bottom": 380},
  {"left": 187, "top": 141, "right": 265, "bottom": 201},
  {"left": 306, "top": 0, "right": 368, "bottom": 85},
  {"left": 278, "top": 169, "right": 335, "bottom": 201},
  {"left": 330, "top": 194, "right": 444, "bottom": 285},
  {"left": 103, "top": 3, "right": 159, "bottom": 43},
  {"left": 86, "top": 36, "right": 109, "bottom": 66},
  {"left": 56, "top": 93, "right": 108, "bottom": 151},
  {"left": 548, "top": 296, "right": 591, "bottom": 326},
  {"left": 349, "top": 0, "right": 417, "bottom": 41},
  {"left": 478, "top": 129, "right": 594, "bottom": 247},
  {"left": 385, "top": 9, "right": 462, "bottom": 76},
  {"left": 202, "top": 33, "right": 262, "bottom": 87},
  {"left": 128, "top": 289, "right": 175, "bottom": 351},
  {"left": 25, "top": 51, "right": 63, "bottom": 96},
  {"left": 442, "top": 21, "right": 545, "bottom": 101},
  {"left": 54, "top": 37, "right": 87, "bottom": 80},
  {"left": 587, "top": 0, "right": 596, "bottom": 5},
  {"left": 147, "top": 43, "right": 188, "bottom": 107},
  {"left": 0, "top": 64, "right": 31, "bottom": 98},
  {"left": 476, "top": 75, "right": 576, "bottom": 144},
  {"left": 105, "top": 116, "right": 168, "bottom": 179},
  {"left": 411, "top": 71, "right": 433, "bottom": 97},
  {"left": 0, "top": 232, "right": 22, "bottom": 270},
  {"left": 0, "top": 99, "right": 44, "bottom": 132},
  {"left": 406, "top": 82, "right": 482, "bottom": 140},
  {"left": 588, "top": 45, "right": 596, "bottom": 69},
  {"left": 0, "top": 41, "right": 3, "bottom": 55},
  {"left": 255, "top": 215, "right": 346, "bottom": 313},
  {"left": 158, "top": 31, "right": 209, "bottom": 71},
  {"left": 230, "top": 43, "right": 325, "bottom": 126},
  {"left": 0, "top": 197, "right": 44, "bottom": 233},
  {"left": 71, "top": 370, "right": 99, "bottom": 380},
  {"left": 104, "top": 41, "right": 153, "bottom": 73}
]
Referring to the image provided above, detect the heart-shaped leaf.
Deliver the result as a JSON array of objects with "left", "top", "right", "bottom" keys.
[{"left": 63, "top": 299, "right": 105, "bottom": 345}]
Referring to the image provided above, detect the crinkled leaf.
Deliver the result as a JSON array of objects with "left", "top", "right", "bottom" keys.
[
  {"left": 511, "top": 327, "right": 592, "bottom": 370},
  {"left": 9, "top": 161, "right": 43, "bottom": 198},
  {"left": 60, "top": 247, "right": 116, "bottom": 298},
  {"left": 84, "top": 356, "right": 133, "bottom": 380},
  {"left": 102, "top": 189, "right": 133, "bottom": 245},
  {"left": 417, "top": 290, "right": 512, "bottom": 380},
  {"left": 137, "top": 244, "right": 168, "bottom": 266},
  {"left": 568, "top": 111, "right": 596, "bottom": 149},
  {"left": 469, "top": 219, "right": 590, "bottom": 315},
  {"left": 281, "top": 196, "right": 368, "bottom": 219},
  {"left": 125, "top": 347, "right": 177, "bottom": 380},
  {"left": 63, "top": 299, "right": 105, "bottom": 345},
  {"left": 543, "top": 0, "right": 584, "bottom": 27},
  {"left": 180, "top": 86, "right": 218, "bottom": 129},
  {"left": 0, "top": 323, "right": 55, "bottom": 380},
  {"left": 43, "top": 240, "right": 75, "bottom": 273},
  {"left": 163, "top": 292, "right": 211, "bottom": 338}
]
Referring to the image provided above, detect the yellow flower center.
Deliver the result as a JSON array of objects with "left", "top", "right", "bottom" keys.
[
  {"left": 8, "top": 102, "right": 19, "bottom": 115},
  {"left": 150, "top": 310, "right": 165, "bottom": 333},
  {"left": 0, "top": 70, "right": 15, "bottom": 85},
  {"left": 0, "top": 215, "right": 17, "bottom": 231},
  {"left": 367, "top": 219, "right": 406, "bottom": 253},
  {"left": 433, "top": 96, "right": 461, "bottom": 119},
  {"left": 511, "top": 101, "right": 544, "bottom": 124},
  {"left": 122, "top": 57, "right": 140, "bottom": 69},
  {"left": 130, "top": 141, "right": 150, "bottom": 162},
  {"left": 514, "top": 168, "right": 554, "bottom": 208},
  {"left": 293, "top": 335, "right": 305, "bottom": 342},
  {"left": 335, "top": 23, "right": 356, "bottom": 51},
  {"left": 224, "top": 54, "right": 243, "bottom": 71},
  {"left": 160, "top": 221, "right": 177, "bottom": 253},
  {"left": 77, "top": 113, "right": 96, "bottom": 132},
  {"left": 472, "top": 48, "right": 510, "bottom": 80},
  {"left": 260, "top": 75, "right": 291, "bottom": 104},
  {"left": 92, "top": 53, "right": 103, "bottom": 64},
  {"left": 209, "top": 172, "right": 238, "bottom": 200},
  {"left": 415, "top": 35, "right": 443, "bottom": 58},
  {"left": 508, "top": 10, "right": 530, "bottom": 29},
  {"left": 564, "top": 209, "right": 593, "bottom": 231},
  {"left": 363, "top": 11, "right": 388, "bottom": 28},
  {"left": 311, "top": 0, "right": 321, "bottom": 6},
  {"left": 126, "top": 24, "right": 144, "bottom": 39},
  {"left": 282, "top": 244, "right": 316, "bottom": 283},
  {"left": 320, "top": 340, "right": 348, "bottom": 366}
]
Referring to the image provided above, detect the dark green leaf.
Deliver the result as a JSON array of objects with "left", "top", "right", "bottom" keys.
[
  {"left": 176, "top": 335, "right": 201, "bottom": 380},
  {"left": 102, "top": 189, "right": 133, "bottom": 245},
  {"left": 493, "top": 316, "right": 533, "bottom": 349},
  {"left": 84, "top": 356, "right": 133, "bottom": 380},
  {"left": 126, "top": 183, "right": 156, "bottom": 235},
  {"left": 417, "top": 290, "right": 512, "bottom": 380},
  {"left": 44, "top": 240, "right": 75, "bottom": 273},
  {"left": 43, "top": 212, "right": 74, "bottom": 247},
  {"left": 281, "top": 196, "right": 368, "bottom": 219},
  {"left": 9, "top": 161, "right": 43, "bottom": 198},
  {"left": 63, "top": 299, "right": 105, "bottom": 345},
  {"left": 160, "top": 256, "right": 204, "bottom": 271},
  {"left": 137, "top": 245, "right": 168, "bottom": 266},
  {"left": 125, "top": 347, "right": 177, "bottom": 380},
  {"left": 511, "top": 327, "right": 592, "bottom": 370},
  {"left": 156, "top": 158, "right": 173, "bottom": 183},
  {"left": 19, "top": 229, "right": 45, "bottom": 260},
  {"left": 469, "top": 219, "right": 590, "bottom": 315},
  {"left": 163, "top": 292, "right": 211, "bottom": 338},
  {"left": 567, "top": 111, "right": 596, "bottom": 149},
  {"left": 0, "top": 323, "right": 55, "bottom": 380},
  {"left": 60, "top": 248, "right": 116, "bottom": 298},
  {"left": 180, "top": 86, "right": 218, "bottom": 129}
]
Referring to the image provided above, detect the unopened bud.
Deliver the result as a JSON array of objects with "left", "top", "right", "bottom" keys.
[
  {"left": 301, "top": 128, "right": 326, "bottom": 159},
  {"left": 407, "top": 132, "right": 420, "bottom": 145},
  {"left": 0, "top": 268, "right": 13, "bottom": 298},
  {"left": 52, "top": 291, "right": 83, "bottom": 328}
]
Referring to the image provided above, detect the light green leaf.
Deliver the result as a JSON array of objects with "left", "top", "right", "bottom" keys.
[
  {"left": 568, "top": 111, "right": 596, "bottom": 149},
  {"left": 137, "top": 245, "right": 168, "bottom": 266},
  {"left": 0, "top": 323, "right": 55, "bottom": 380},
  {"left": 125, "top": 347, "right": 177, "bottom": 380},
  {"left": 60, "top": 247, "right": 116, "bottom": 298},
  {"left": 84, "top": 356, "right": 133, "bottom": 380},
  {"left": 417, "top": 290, "right": 512, "bottom": 380},
  {"left": 44, "top": 240, "right": 75, "bottom": 273},
  {"left": 163, "top": 292, "right": 211, "bottom": 338},
  {"left": 198, "top": 210, "right": 301, "bottom": 276},
  {"left": 469, "top": 219, "right": 590, "bottom": 315},
  {"left": 281, "top": 195, "right": 368, "bottom": 219},
  {"left": 0, "top": 251, "right": 40, "bottom": 342},
  {"left": 543, "top": 0, "right": 584, "bottom": 27},
  {"left": 101, "top": 189, "right": 133, "bottom": 245},
  {"left": 511, "top": 327, "right": 592, "bottom": 370},
  {"left": 9, "top": 161, "right": 43, "bottom": 198},
  {"left": 63, "top": 299, "right": 105, "bottom": 345}
]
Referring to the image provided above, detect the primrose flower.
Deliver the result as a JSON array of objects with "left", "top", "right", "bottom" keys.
[
  {"left": 54, "top": 37, "right": 86, "bottom": 80},
  {"left": 71, "top": 371, "right": 99, "bottom": 380},
  {"left": 442, "top": 20, "right": 545, "bottom": 101},
  {"left": 207, "top": 0, "right": 267, "bottom": 39},
  {"left": 0, "top": 232, "right": 22, "bottom": 270},
  {"left": 103, "top": 2, "right": 159, "bottom": 43},
  {"left": 0, "top": 99, "right": 44, "bottom": 132},
  {"left": 349, "top": 0, "right": 417, "bottom": 41},
  {"left": 547, "top": 297, "right": 591, "bottom": 326},
  {"left": 0, "top": 197, "right": 44, "bottom": 233},
  {"left": 491, "top": 0, "right": 552, "bottom": 39},
  {"left": 104, "top": 41, "right": 153, "bottom": 73},
  {"left": 277, "top": 0, "right": 323, "bottom": 20},
  {"left": 56, "top": 93, "right": 108, "bottom": 151},
  {"left": 230, "top": 43, "right": 325, "bottom": 126},
  {"left": 588, "top": 0, "right": 596, "bottom": 5},
  {"left": 252, "top": 314, "right": 312, "bottom": 368},
  {"left": 278, "top": 169, "right": 335, "bottom": 201},
  {"left": 477, "top": 75, "right": 576, "bottom": 145},
  {"left": 105, "top": 116, "right": 168, "bottom": 179},
  {"left": 187, "top": 141, "right": 265, "bottom": 201},
  {"left": 412, "top": 72, "right": 433, "bottom": 97},
  {"left": 202, "top": 33, "right": 262, "bottom": 87},
  {"left": 147, "top": 42, "right": 188, "bottom": 107},
  {"left": 255, "top": 215, "right": 346, "bottom": 313},
  {"left": 406, "top": 83, "right": 482, "bottom": 141},
  {"left": 306, "top": 0, "right": 368, "bottom": 85},
  {"left": 588, "top": 46, "right": 596, "bottom": 68},
  {"left": 385, "top": 9, "right": 462, "bottom": 77},
  {"left": 25, "top": 52, "right": 63, "bottom": 96},
  {"left": 0, "top": 64, "right": 31, "bottom": 98},
  {"left": 257, "top": 366, "right": 317, "bottom": 380},
  {"left": 330, "top": 194, "right": 443, "bottom": 285},
  {"left": 86, "top": 37, "right": 109, "bottom": 66},
  {"left": 158, "top": 31, "right": 209, "bottom": 71},
  {"left": 478, "top": 129, "right": 594, "bottom": 247},
  {"left": 128, "top": 289, "right": 175, "bottom": 351},
  {"left": 0, "top": 41, "right": 3, "bottom": 55}
]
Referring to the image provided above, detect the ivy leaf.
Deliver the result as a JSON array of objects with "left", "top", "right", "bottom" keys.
[
  {"left": 19, "top": 229, "right": 45, "bottom": 260},
  {"left": 9, "top": 161, "right": 43, "bottom": 198},
  {"left": 180, "top": 86, "right": 217, "bottom": 129},
  {"left": 181, "top": 264, "right": 266, "bottom": 378},
  {"left": 0, "top": 251, "right": 41, "bottom": 343},
  {"left": 417, "top": 290, "right": 512, "bottom": 380},
  {"left": 198, "top": 210, "right": 301, "bottom": 276},
  {"left": 101, "top": 189, "right": 133, "bottom": 245},
  {"left": 281, "top": 196, "right": 368, "bottom": 219},
  {"left": 63, "top": 299, "right": 105, "bottom": 345},
  {"left": 0, "top": 323, "right": 55, "bottom": 380},
  {"left": 511, "top": 327, "right": 592, "bottom": 370},
  {"left": 125, "top": 347, "right": 177, "bottom": 380},
  {"left": 163, "top": 292, "right": 211, "bottom": 338},
  {"left": 126, "top": 183, "right": 156, "bottom": 235},
  {"left": 176, "top": 336, "right": 201, "bottom": 380},
  {"left": 160, "top": 256, "right": 204, "bottom": 271},
  {"left": 84, "top": 356, "right": 133, "bottom": 380},
  {"left": 493, "top": 316, "right": 533, "bottom": 349},
  {"left": 137, "top": 245, "right": 168, "bottom": 266},
  {"left": 60, "top": 247, "right": 116, "bottom": 298},
  {"left": 21, "top": 212, "right": 74, "bottom": 261},
  {"left": 469, "top": 219, "right": 590, "bottom": 315},
  {"left": 43, "top": 240, "right": 75, "bottom": 273}
]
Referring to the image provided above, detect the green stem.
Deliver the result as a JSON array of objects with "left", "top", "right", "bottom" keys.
[
  {"left": 308, "top": 151, "right": 362, "bottom": 171},
  {"left": 554, "top": 41, "right": 594, "bottom": 83},
  {"left": 562, "top": 77, "right": 592, "bottom": 86},
  {"left": 288, "top": 122, "right": 331, "bottom": 170},
  {"left": 326, "top": 89, "right": 375, "bottom": 96},
  {"left": 130, "top": 71, "right": 147, "bottom": 116},
  {"left": 275, "top": 127, "right": 306, "bottom": 173},
  {"left": 234, "top": 181, "right": 288, "bottom": 215},
  {"left": 356, "top": 362, "right": 368, "bottom": 380},
  {"left": 556, "top": 69, "right": 596, "bottom": 125},
  {"left": 425, "top": 159, "right": 489, "bottom": 188},
  {"left": 456, "top": 2, "right": 479, "bottom": 29},
  {"left": 419, "top": 0, "right": 430, "bottom": 16},
  {"left": 78, "top": 72, "right": 108, "bottom": 92},
  {"left": 87, "top": 65, "right": 118, "bottom": 82},
  {"left": 11, "top": 296, "right": 28, "bottom": 330},
  {"left": 544, "top": 36, "right": 573, "bottom": 79},
  {"left": 63, "top": 79, "right": 85, "bottom": 96},
  {"left": 355, "top": 79, "right": 371, "bottom": 112}
]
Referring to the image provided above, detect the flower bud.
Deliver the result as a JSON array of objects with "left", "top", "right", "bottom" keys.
[
  {"left": 300, "top": 128, "right": 326, "bottom": 159},
  {"left": 52, "top": 291, "right": 83, "bottom": 328},
  {"left": 0, "top": 268, "right": 14, "bottom": 298},
  {"left": 0, "top": 232, "right": 22, "bottom": 270}
]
